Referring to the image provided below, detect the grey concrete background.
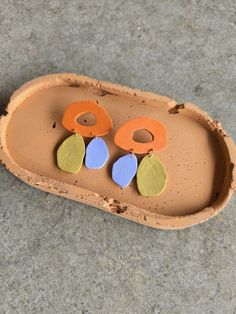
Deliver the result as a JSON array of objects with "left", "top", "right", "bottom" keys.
[{"left": 0, "top": 1, "right": 236, "bottom": 313}]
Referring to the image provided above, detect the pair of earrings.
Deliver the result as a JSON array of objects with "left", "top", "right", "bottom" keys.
[{"left": 57, "top": 100, "right": 167, "bottom": 196}]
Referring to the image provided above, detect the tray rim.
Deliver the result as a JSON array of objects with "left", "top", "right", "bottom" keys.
[{"left": 0, "top": 73, "right": 235, "bottom": 229}]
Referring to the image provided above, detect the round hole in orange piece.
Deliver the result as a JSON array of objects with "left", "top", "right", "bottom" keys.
[
  {"left": 62, "top": 101, "right": 113, "bottom": 137},
  {"left": 76, "top": 112, "right": 96, "bottom": 126},
  {"left": 132, "top": 129, "right": 154, "bottom": 143},
  {"left": 114, "top": 116, "right": 168, "bottom": 154}
]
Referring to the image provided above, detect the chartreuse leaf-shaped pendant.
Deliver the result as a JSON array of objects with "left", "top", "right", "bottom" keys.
[
  {"left": 137, "top": 154, "right": 167, "bottom": 196},
  {"left": 57, "top": 134, "right": 85, "bottom": 174}
]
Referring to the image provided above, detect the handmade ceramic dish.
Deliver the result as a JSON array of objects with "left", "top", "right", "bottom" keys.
[{"left": 0, "top": 73, "right": 235, "bottom": 229}]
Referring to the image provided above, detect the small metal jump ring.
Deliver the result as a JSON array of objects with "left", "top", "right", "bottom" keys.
[{"left": 148, "top": 149, "right": 155, "bottom": 157}]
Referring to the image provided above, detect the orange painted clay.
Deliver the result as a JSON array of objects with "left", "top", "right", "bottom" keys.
[
  {"left": 114, "top": 116, "right": 168, "bottom": 154},
  {"left": 62, "top": 101, "right": 113, "bottom": 137}
]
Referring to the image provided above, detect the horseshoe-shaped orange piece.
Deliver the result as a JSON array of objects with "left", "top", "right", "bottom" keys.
[
  {"left": 62, "top": 101, "right": 113, "bottom": 137},
  {"left": 114, "top": 116, "right": 168, "bottom": 154}
]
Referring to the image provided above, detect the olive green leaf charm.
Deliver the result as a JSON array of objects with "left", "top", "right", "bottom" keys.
[
  {"left": 137, "top": 154, "right": 167, "bottom": 196},
  {"left": 57, "top": 134, "right": 85, "bottom": 174}
]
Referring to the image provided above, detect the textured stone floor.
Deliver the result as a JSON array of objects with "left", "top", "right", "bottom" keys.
[{"left": 0, "top": 1, "right": 236, "bottom": 313}]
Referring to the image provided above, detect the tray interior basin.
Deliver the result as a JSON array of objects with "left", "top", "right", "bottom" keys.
[{"left": 5, "top": 83, "right": 227, "bottom": 217}]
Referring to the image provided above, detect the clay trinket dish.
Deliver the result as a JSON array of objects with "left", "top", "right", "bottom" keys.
[{"left": 0, "top": 73, "right": 235, "bottom": 229}]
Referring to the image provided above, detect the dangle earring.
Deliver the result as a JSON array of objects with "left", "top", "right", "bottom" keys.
[
  {"left": 112, "top": 116, "right": 168, "bottom": 196},
  {"left": 57, "top": 101, "right": 113, "bottom": 174}
]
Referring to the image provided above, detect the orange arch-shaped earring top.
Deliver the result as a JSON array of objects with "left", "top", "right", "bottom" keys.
[
  {"left": 114, "top": 117, "right": 168, "bottom": 154},
  {"left": 62, "top": 101, "right": 113, "bottom": 137}
]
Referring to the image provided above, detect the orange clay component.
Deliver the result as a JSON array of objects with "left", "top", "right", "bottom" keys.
[
  {"left": 62, "top": 101, "right": 113, "bottom": 137},
  {"left": 114, "top": 116, "right": 168, "bottom": 154}
]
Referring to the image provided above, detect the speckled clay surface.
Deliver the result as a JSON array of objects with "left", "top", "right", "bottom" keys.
[{"left": 0, "top": 73, "right": 235, "bottom": 229}]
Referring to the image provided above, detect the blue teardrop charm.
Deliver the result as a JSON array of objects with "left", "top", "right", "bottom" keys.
[
  {"left": 85, "top": 137, "right": 109, "bottom": 169},
  {"left": 112, "top": 153, "right": 138, "bottom": 188}
]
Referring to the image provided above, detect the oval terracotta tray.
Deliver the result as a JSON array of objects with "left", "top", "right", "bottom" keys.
[{"left": 0, "top": 74, "right": 235, "bottom": 229}]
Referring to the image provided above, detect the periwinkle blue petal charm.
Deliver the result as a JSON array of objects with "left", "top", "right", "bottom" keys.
[
  {"left": 112, "top": 153, "right": 138, "bottom": 188},
  {"left": 85, "top": 137, "right": 109, "bottom": 169}
]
